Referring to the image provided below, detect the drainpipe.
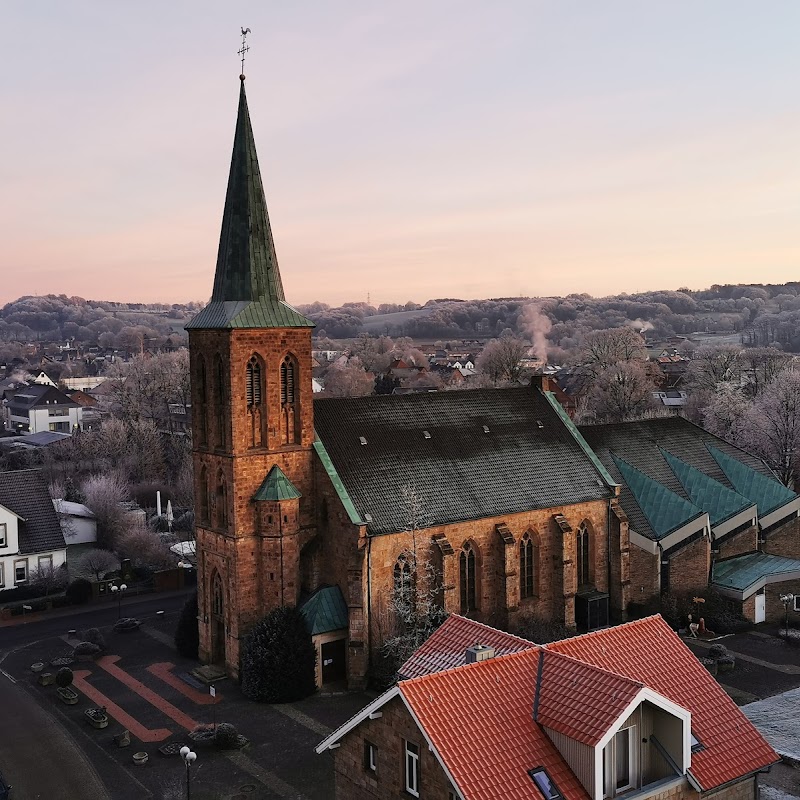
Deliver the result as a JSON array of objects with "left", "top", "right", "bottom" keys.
[
  {"left": 279, "top": 508, "right": 285, "bottom": 604},
  {"left": 366, "top": 529, "right": 373, "bottom": 675},
  {"left": 607, "top": 498, "right": 613, "bottom": 615}
]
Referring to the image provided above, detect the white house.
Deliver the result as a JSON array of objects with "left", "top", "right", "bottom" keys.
[
  {"left": 5, "top": 384, "right": 82, "bottom": 434},
  {"left": 52, "top": 499, "right": 97, "bottom": 545},
  {"left": 0, "top": 470, "right": 67, "bottom": 591}
]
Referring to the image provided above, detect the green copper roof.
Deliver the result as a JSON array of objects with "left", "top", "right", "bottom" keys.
[
  {"left": 707, "top": 445, "right": 796, "bottom": 517},
  {"left": 660, "top": 448, "right": 753, "bottom": 526},
  {"left": 312, "top": 438, "right": 364, "bottom": 525},
  {"left": 300, "top": 585, "right": 348, "bottom": 636},
  {"left": 612, "top": 454, "right": 704, "bottom": 539},
  {"left": 712, "top": 552, "right": 800, "bottom": 594},
  {"left": 253, "top": 465, "right": 301, "bottom": 501},
  {"left": 187, "top": 80, "right": 313, "bottom": 331}
]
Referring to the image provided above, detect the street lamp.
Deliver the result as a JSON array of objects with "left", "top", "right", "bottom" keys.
[
  {"left": 110, "top": 583, "right": 127, "bottom": 619},
  {"left": 179, "top": 746, "right": 197, "bottom": 800},
  {"left": 780, "top": 593, "right": 795, "bottom": 633}
]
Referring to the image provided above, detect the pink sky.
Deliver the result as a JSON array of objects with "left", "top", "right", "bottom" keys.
[{"left": 2, "top": 2, "right": 799, "bottom": 306}]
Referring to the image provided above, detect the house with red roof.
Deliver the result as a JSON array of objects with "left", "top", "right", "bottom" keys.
[{"left": 316, "top": 615, "right": 777, "bottom": 800}]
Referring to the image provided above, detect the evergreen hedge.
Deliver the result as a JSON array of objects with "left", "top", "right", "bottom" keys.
[{"left": 240, "top": 606, "right": 316, "bottom": 703}]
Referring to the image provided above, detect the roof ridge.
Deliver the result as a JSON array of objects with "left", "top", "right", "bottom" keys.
[
  {"left": 545, "top": 614, "right": 666, "bottom": 649},
  {"left": 541, "top": 646, "right": 644, "bottom": 688},
  {"left": 399, "top": 646, "right": 541, "bottom": 686},
  {"left": 446, "top": 613, "right": 538, "bottom": 647}
]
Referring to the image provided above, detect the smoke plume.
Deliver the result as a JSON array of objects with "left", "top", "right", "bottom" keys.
[
  {"left": 519, "top": 304, "right": 552, "bottom": 363},
  {"left": 629, "top": 319, "right": 654, "bottom": 334}
]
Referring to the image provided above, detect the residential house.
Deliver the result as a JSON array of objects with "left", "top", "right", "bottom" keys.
[
  {"left": 316, "top": 614, "right": 778, "bottom": 800},
  {"left": 4, "top": 383, "right": 82, "bottom": 434},
  {"left": 0, "top": 470, "right": 67, "bottom": 591},
  {"left": 52, "top": 499, "right": 97, "bottom": 546}
]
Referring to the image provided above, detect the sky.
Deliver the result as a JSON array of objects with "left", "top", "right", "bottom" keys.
[{"left": 2, "top": 1, "right": 800, "bottom": 307}]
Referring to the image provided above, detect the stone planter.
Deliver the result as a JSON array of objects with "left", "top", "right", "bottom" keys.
[
  {"left": 31, "top": 662, "right": 44, "bottom": 673},
  {"left": 114, "top": 730, "right": 131, "bottom": 748},
  {"left": 50, "top": 656, "right": 74, "bottom": 668},
  {"left": 132, "top": 751, "right": 148, "bottom": 766},
  {"left": 38, "top": 672, "right": 55, "bottom": 686},
  {"left": 57, "top": 687, "right": 79, "bottom": 705},
  {"left": 85, "top": 708, "right": 109, "bottom": 729}
]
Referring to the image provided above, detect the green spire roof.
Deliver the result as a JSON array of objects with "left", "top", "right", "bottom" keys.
[
  {"left": 300, "top": 585, "right": 348, "bottom": 635},
  {"left": 253, "top": 465, "right": 302, "bottom": 501},
  {"left": 187, "top": 80, "right": 313, "bottom": 330},
  {"left": 660, "top": 448, "right": 753, "bottom": 526},
  {"left": 612, "top": 454, "right": 704, "bottom": 539},
  {"left": 707, "top": 445, "right": 796, "bottom": 517}
]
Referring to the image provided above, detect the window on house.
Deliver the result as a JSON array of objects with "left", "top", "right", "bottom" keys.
[
  {"left": 576, "top": 522, "right": 591, "bottom": 588},
  {"left": 459, "top": 542, "right": 477, "bottom": 613},
  {"left": 0, "top": 563, "right": 4, "bottom": 588},
  {"left": 603, "top": 726, "right": 637, "bottom": 797},
  {"left": 794, "top": 596, "right": 800, "bottom": 613},
  {"left": 404, "top": 740, "right": 420, "bottom": 797},
  {"left": 528, "top": 768, "right": 563, "bottom": 800},
  {"left": 520, "top": 533, "right": 536, "bottom": 599},
  {"left": 363, "top": 740, "right": 377, "bottom": 774},
  {"left": 690, "top": 732, "right": 704, "bottom": 753},
  {"left": 14, "top": 559, "right": 27, "bottom": 583},
  {"left": 38, "top": 555, "right": 53, "bottom": 574},
  {"left": 0, "top": 523, "right": 6, "bottom": 547}
]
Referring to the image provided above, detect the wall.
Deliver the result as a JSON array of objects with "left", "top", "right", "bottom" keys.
[
  {"left": 668, "top": 537, "right": 710, "bottom": 596},
  {"left": 715, "top": 524, "right": 758, "bottom": 559},
  {"left": 762, "top": 516, "right": 800, "bottom": 560},
  {"left": 332, "top": 695, "right": 454, "bottom": 800}
]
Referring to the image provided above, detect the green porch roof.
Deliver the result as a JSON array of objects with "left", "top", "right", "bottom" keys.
[
  {"left": 300, "top": 585, "right": 348, "bottom": 636},
  {"left": 707, "top": 445, "right": 796, "bottom": 517},
  {"left": 712, "top": 552, "right": 800, "bottom": 594},
  {"left": 253, "top": 465, "right": 301, "bottom": 501},
  {"left": 612, "top": 454, "right": 704, "bottom": 539},
  {"left": 661, "top": 448, "right": 753, "bottom": 526}
]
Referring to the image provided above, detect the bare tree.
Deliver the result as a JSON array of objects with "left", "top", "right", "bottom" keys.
[
  {"left": 476, "top": 337, "right": 528, "bottom": 385},
  {"left": 82, "top": 473, "right": 131, "bottom": 549},
  {"left": 116, "top": 527, "right": 175, "bottom": 571},
  {"left": 588, "top": 362, "right": 660, "bottom": 423},
  {"left": 76, "top": 548, "right": 120, "bottom": 581},
  {"left": 323, "top": 358, "right": 375, "bottom": 397},
  {"left": 29, "top": 562, "right": 70, "bottom": 597},
  {"left": 578, "top": 328, "right": 648, "bottom": 378},
  {"left": 740, "top": 347, "right": 792, "bottom": 396},
  {"left": 686, "top": 345, "right": 743, "bottom": 392},
  {"left": 702, "top": 384, "right": 752, "bottom": 441}
]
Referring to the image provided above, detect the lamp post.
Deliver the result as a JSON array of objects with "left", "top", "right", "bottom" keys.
[
  {"left": 780, "top": 593, "right": 795, "bottom": 633},
  {"left": 110, "top": 583, "right": 127, "bottom": 619},
  {"left": 179, "top": 746, "right": 197, "bottom": 800}
]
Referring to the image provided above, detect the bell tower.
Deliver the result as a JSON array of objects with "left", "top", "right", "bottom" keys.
[{"left": 187, "top": 74, "right": 315, "bottom": 678}]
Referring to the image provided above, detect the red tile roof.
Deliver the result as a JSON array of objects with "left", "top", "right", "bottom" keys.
[
  {"left": 535, "top": 650, "right": 642, "bottom": 746},
  {"left": 401, "top": 649, "right": 591, "bottom": 800},
  {"left": 548, "top": 615, "right": 779, "bottom": 790},
  {"left": 399, "top": 614, "right": 535, "bottom": 679}
]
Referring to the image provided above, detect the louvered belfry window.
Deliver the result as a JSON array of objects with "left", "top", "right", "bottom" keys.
[
  {"left": 246, "top": 356, "right": 262, "bottom": 407},
  {"left": 281, "top": 356, "right": 296, "bottom": 406}
]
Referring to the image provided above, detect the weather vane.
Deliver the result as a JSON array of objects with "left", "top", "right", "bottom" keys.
[{"left": 238, "top": 27, "right": 251, "bottom": 79}]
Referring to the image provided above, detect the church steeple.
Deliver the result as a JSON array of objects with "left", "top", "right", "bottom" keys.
[{"left": 187, "top": 78, "right": 313, "bottom": 330}]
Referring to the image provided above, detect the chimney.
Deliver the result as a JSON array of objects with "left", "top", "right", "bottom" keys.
[
  {"left": 465, "top": 644, "right": 496, "bottom": 664},
  {"left": 530, "top": 374, "right": 552, "bottom": 393}
]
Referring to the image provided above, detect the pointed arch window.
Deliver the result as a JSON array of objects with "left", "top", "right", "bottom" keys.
[
  {"left": 196, "top": 356, "right": 208, "bottom": 445},
  {"left": 459, "top": 542, "right": 478, "bottom": 613},
  {"left": 520, "top": 532, "right": 537, "bottom": 599},
  {"left": 214, "top": 354, "right": 226, "bottom": 448},
  {"left": 217, "top": 472, "right": 228, "bottom": 528},
  {"left": 212, "top": 571, "right": 224, "bottom": 617},
  {"left": 199, "top": 465, "right": 209, "bottom": 523},
  {"left": 393, "top": 553, "right": 414, "bottom": 596},
  {"left": 577, "top": 522, "right": 591, "bottom": 588},
  {"left": 280, "top": 354, "right": 300, "bottom": 445},
  {"left": 280, "top": 356, "right": 296, "bottom": 406},
  {"left": 246, "top": 356, "right": 263, "bottom": 407}
]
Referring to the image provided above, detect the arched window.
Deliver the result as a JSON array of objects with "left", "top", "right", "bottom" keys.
[
  {"left": 520, "top": 532, "right": 537, "bottom": 599},
  {"left": 212, "top": 571, "right": 224, "bottom": 617},
  {"left": 199, "top": 465, "right": 209, "bottom": 523},
  {"left": 246, "top": 356, "right": 262, "bottom": 407},
  {"left": 393, "top": 554, "right": 414, "bottom": 596},
  {"left": 280, "top": 354, "right": 300, "bottom": 445},
  {"left": 577, "top": 522, "right": 591, "bottom": 588},
  {"left": 196, "top": 356, "right": 207, "bottom": 446},
  {"left": 214, "top": 354, "right": 226, "bottom": 448},
  {"left": 459, "top": 542, "right": 478, "bottom": 613},
  {"left": 217, "top": 472, "right": 228, "bottom": 528}
]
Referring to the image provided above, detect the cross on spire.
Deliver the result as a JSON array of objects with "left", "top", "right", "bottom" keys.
[{"left": 238, "top": 27, "right": 251, "bottom": 79}]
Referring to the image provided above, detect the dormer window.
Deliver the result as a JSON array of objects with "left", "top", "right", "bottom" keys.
[
  {"left": 529, "top": 768, "right": 563, "bottom": 800},
  {"left": 603, "top": 726, "right": 637, "bottom": 797}
]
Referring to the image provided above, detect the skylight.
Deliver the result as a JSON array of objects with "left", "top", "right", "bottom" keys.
[{"left": 528, "top": 768, "right": 563, "bottom": 800}]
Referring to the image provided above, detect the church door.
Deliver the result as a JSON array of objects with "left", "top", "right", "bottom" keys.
[{"left": 211, "top": 572, "right": 225, "bottom": 664}]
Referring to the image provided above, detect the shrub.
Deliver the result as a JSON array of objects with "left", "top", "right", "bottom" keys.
[
  {"left": 113, "top": 617, "right": 140, "bottom": 633},
  {"left": 82, "top": 628, "right": 106, "bottom": 650},
  {"left": 73, "top": 642, "right": 101, "bottom": 657},
  {"left": 707, "top": 643, "right": 729, "bottom": 660},
  {"left": 214, "top": 723, "right": 239, "bottom": 749},
  {"left": 66, "top": 578, "right": 93, "bottom": 605},
  {"left": 55, "top": 667, "right": 74, "bottom": 688},
  {"left": 240, "top": 606, "right": 316, "bottom": 703},
  {"left": 175, "top": 591, "right": 199, "bottom": 659}
]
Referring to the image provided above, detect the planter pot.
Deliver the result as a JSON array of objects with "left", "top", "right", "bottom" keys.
[
  {"left": 38, "top": 672, "right": 55, "bottom": 686},
  {"left": 718, "top": 661, "right": 735, "bottom": 673},
  {"left": 85, "top": 709, "right": 109, "bottom": 729},
  {"left": 50, "top": 656, "right": 74, "bottom": 668},
  {"left": 57, "top": 687, "right": 79, "bottom": 705},
  {"left": 114, "top": 730, "right": 131, "bottom": 748},
  {"left": 31, "top": 663, "right": 44, "bottom": 673},
  {"left": 132, "top": 751, "right": 148, "bottom": 766}
]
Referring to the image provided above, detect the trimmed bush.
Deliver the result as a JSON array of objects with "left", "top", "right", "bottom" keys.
[
  {"left": 83, "top": 628, "right": 106, "bottom": 650},
  {"left": 241, "top": 606, "right": 316, "bottom": 703},
  {"left": 66, "top": 578, "right": 93, "bottom": 605},
  {"left": 55, "top": 667, "right": 74, "bottom": 688},
  {"left": 707, "top": 643, "right": 729, "bottom": 660},
  {"left": 74, "top": 641, "right": 101, "bottom": 657},
  {"left": 214, "top": 723, "right": 239, "bottom": 750},
  {"left": 174, "top": 591, "right": 199, "bottom": 659}
]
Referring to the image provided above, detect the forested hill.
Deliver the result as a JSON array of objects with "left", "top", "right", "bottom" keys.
[{"left": 3, "top": 282, "right": 800, "bottom": 353}]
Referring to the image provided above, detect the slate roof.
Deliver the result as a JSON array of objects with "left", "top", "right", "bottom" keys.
[
  {"left": 0, "top": 469, "right": 66, "bottom": 554},
  {"left": 300, "top": 585, "right": 348, "bottom": 636},
  {"left": 399, "top": 614, "right": 535, "bottom": 679},
  {"left": 712, "top": 552, "right": 800, "bottom": 595},
  {"left": 579, "top": 417, "right": 793, "bottom": 541},
  {"left": 186, "top": 80, "right": 313, "bottom": 331},
  {"left": 7, "top": 384, "right": 78, "bottom": 410},
  {"left": 535, "top": 649, "right": 643, "bottom": 746},
  {"left": 253, "top": 465, "right": 301, "bottom": 501},
  {"left": 313, "top": 387, "right": 615, "bottom": 536},
  {"left": 550, "top": 616, "right": 778, "bottom": 790}
]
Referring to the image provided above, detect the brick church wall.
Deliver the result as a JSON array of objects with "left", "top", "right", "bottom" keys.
[
  {"left": 762, "top": 515, "right": 800, "bottom": 559},
  {"left": 668, "top": 536, "right": 710, "bottom": 596},
  {"left": 716, "top": 524, "right": 759, "bottom": 559}
]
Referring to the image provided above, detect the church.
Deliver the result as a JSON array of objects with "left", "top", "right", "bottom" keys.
[{"left": 187, "top": 75, "right": 800, "bottom": 689}]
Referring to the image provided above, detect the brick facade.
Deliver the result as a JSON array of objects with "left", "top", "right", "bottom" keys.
[
  {"left": 762, "top": 515, "right": 800, "bottom": 559},
  {"left": 668, "top": 536, "right": 711, "bottom": 596},
  {"left": 716, "top": 524, "right": 759, "bottom": 559}
]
